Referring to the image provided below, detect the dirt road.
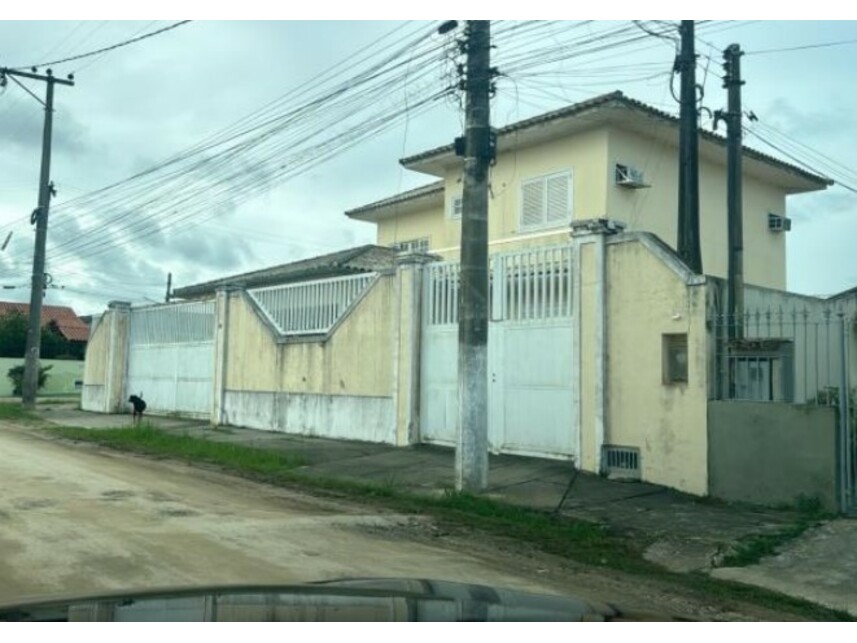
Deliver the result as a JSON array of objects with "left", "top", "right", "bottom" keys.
[{"left": 0, "top": 424, "right": 810, "bottom": 620}]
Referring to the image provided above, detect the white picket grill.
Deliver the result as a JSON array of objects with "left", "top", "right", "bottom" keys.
[
  {"left": 494, "top": 245, "right": 573, "bottom": 322},
  {"left": 129, "top": 300, "right": 215, "bottom": 345},
  {"left": 424, "top": 244, "right": 573, "bottom": 327},
  {"left": 248, "top": 272, "right": 378, "bottom": 336}
]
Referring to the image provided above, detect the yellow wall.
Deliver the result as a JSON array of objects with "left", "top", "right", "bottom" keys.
[
  {"left": 376, "top": 125, "right": 790, "bottom": 290},
  {"left": 83, "top": 317, "right": 107, "bottom": 386},
  {"left": 225, "top": 276, "right": 394, "bottom": 397},
  {"left": 603, "top": 238, "right": 709, "bottom": 494},
  {"left": 606, "top": 127, "right": 786, "bottom": 289},
  {"left": 379, "top": 127, "right": 609, "bottom": 259}
]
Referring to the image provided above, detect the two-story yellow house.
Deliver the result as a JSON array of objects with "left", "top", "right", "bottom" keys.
[{"left": 346, "top": 91, "right": 828, "bottom": 290}]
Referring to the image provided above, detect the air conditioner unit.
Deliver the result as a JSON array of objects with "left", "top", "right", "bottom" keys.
[
  {"left": 768, "top": 213, "right": 792, "bottom": 232},
  {"left": 615, "top": 163, "right": 649, "bottom": 189}
]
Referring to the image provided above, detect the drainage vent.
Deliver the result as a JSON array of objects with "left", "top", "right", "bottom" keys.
[{"left": 603, "top": 445, "right": 641, "bottom": 480}]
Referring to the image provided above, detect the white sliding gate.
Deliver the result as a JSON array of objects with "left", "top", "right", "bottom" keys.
[
  {"left": 126, "top": 300, "right": 216, "bottom": 418},
  {"left": 420, "top": 244, "right": 576, "bottom": 459}
]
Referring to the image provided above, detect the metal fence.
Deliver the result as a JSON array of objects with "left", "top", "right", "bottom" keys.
[
  {"left": 709, "top": 307, "right": 855, "bottom": 512},
  {"left": 248, "top": 272, "right": 378, "bottom": 336},
  {"left": 423, "top": 244, "right": 573, "bottom": 327},
  {"left": 129, "top": 300, "right": 216, "bottom": 345}
]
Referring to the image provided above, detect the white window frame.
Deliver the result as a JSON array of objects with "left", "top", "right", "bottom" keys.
[
  {"left": 390, "top": 238, "right": 430, "bottom": 253},
  {"left": 518, "top": 170, "right": 573, "bottom": 232},
  {"left": 448, "top": 194, "right": 463, "bottom": 220}
]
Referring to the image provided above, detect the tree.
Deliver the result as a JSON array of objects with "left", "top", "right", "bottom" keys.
[
  {"left": 7, "top": 364, "right": 52, "bottom": 396},
  {"left": 0, "top": 311, "right": 85, "bottom": 359},
  {"left": 0, "top": 311, "right": 28, "bottom": 357}
]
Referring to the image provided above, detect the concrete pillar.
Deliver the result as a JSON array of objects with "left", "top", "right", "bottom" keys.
[
  {"left": 211, "top": 287, "right": 239, "bottom": 426},
  {"left": 103, "top": 300, "right": 131, "bottom": 414},
  {"left": 392, "top": 252, "right": 437, "bottom": 446},
  {"left": 570, "top": 219, "right": 625, "bottom": 474}
]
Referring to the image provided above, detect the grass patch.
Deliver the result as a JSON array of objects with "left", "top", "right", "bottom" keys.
[
  {"left": 0, "top": 402, "right": 40, "bottom": 421},
  {"left": 721, "top": 495, "right": 832, "bottom": 568},
  {"left": 44, "top": 424, "right": 852, "bottom": 621},
  {"left": 50, "top": 423, "right": 306, "bottom": 474}
]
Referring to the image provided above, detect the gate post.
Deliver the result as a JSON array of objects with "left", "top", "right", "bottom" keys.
[
  {"left": 211, "top": 287, "right": 238, "bottom": 427},
  {"left": 393, "top": 252, "right": 436, "bottom": 446},
  {"left": 103, "top": 300, "right": 131, "bottom": 415}
]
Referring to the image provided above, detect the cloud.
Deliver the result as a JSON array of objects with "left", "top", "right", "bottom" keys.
[{"left": 0, "top": 90, "right": 90, "bottom": 155}]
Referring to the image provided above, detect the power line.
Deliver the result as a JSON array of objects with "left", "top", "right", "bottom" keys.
[
  {"left": 10, "top": 20, "right": 192, "bottom": 70},
  {"left": 748, "top": 37, "right": 857, "bottom": 56}
]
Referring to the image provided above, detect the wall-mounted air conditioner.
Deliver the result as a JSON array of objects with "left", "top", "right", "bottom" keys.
[
  {"left": 768, "top": 213, "right": 792, "bottom": 232},
  {"left": 615, "top": 163, "right": 649, "bottom": 189}
]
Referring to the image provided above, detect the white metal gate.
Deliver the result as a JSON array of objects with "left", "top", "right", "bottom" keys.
[
  {"left": 126, "top": 300, "right": 216, "bottom": 418},
  {"left": 420, "top": 245, "right": 576, "bottom": 459}
]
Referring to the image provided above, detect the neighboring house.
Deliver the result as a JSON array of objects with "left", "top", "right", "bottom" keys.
[
  {"left": 0, "top": 301, "right": 91, "bottom": 347},
  {"left": 81, "top": 91, "right": 856, "bottom": 513},
  {"left": 0, "top": 301, "right": 89, "bottom": 395},
  {"left": 346, "top": 91, "right": 829, "bottom": 291}
]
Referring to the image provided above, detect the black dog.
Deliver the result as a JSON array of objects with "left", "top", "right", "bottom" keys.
[{"left": 128, "top": 394, "right": 146, "bottom": 425}]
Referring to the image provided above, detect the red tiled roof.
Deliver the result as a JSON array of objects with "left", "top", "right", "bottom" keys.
[{"left": 0, "top": 302, "right": 90, "bottom": 342}]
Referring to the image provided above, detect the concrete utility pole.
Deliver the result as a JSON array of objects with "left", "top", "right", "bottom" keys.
[
  {"left": 716, "top": 45, "right": 745, "bottom": 340},
  {"left": 165, "top": 272, "right": 172, "bottom": 303},
  {"left": 676, "top": 20, "right": 702, "bottom": 274},
  {"left": 456, "top": 20, "right": 492, "bottom": 492},
  {"left": 0, "top": 67, "right": 75, "bottom": 407}
]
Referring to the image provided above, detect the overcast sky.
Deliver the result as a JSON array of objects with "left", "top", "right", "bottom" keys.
[{"left": 0, "top": 19, "right": 855, "bottom": 314}]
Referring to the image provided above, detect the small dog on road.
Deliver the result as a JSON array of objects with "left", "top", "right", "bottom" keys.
[{"left": 128, "top": 394, "right": 146, "bottom": 425}]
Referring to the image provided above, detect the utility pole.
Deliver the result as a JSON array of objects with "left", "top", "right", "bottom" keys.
[
  {"left": 456, "top": 21, "right": 492, "bottom": 492},
  {"left": 0, "top": 67, "right": 75, "bottom": 407},
  {"left": 676, "top": 20, "right": 702, "bottom": 274},
  {"left": 716, "top": 45, "right": 744, "bottom": 340},
  {"left": 165, "top": 272, "right": 172, "bottom": 303}
]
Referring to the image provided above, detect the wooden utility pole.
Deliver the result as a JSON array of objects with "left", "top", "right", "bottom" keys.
[
  {"left": 677, "top": 20, "right": 702, "bottom": 274},
  {"left": 717, "top": 45, "right": 745, "bottom": 340},
  {"left": 456, "top": 20, "right": 491, "bottom": 492},
  {"left": 0, "top": 67, "right": 75, "bottom": 408},
  {"left": 165, "top": 272, "right": 172, "bottom": 303}
]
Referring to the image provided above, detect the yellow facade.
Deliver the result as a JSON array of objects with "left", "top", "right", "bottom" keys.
[
  {"left": 602, "top": 238, "right": 709, "bottom": 494},
  {"left": 373, "top": 122, "right": 802, "bottom": 290},
  {"left": 606, "top": 127, "right": 787, "bottom": 290},
  {"left": 225, "top": 276, "right": 394, "bottom": 398}
]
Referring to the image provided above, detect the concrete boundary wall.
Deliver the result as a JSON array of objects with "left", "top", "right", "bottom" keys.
[
  {"left": 708, "top": 400, "right": 838, "bottom": 511},
  {"left": 222, "top": 390, "right": 395, "bottom": 444}
]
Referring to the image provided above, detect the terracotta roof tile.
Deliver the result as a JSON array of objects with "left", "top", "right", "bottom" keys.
[{"left": 0, "top": 302, "right": 90, "bottom": 342}]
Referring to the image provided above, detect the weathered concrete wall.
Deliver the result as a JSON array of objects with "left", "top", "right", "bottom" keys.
[
  {"left": 603, "top": 235, "right": 709, "bottom": 495},
  {"left": 226, "top": 276, "right": 394, "bottom": 397},
  {"left": 222, "top": 391, "right": 395, "bottom": 443},
  {"left": 81, "top": 302, "right": 131, "bottom": 413},
  {"left": 708, "top": 401, "right": 838, "bottom": 511},
  {"left": 223, "top": 276, "right": 398, "bottom": 443},
  {"left": 82, "top": 313, "right": 109, "bottom": 411},
  {"left": 0, "top": 358, "right": 84, "bottom": 396}
]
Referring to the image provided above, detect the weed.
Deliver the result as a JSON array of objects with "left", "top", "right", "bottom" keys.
[{"left": 0, "top": 402, "right": 39, "bottom": 422}]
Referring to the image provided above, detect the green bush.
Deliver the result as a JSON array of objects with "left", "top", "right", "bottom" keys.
[{"left": 7, "top": 364, "right": 53, "bottom": 396}]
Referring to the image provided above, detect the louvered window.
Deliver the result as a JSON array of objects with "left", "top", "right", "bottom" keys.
[{"left": 520, "top": 171, "right": 572, "bottom": 231}]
